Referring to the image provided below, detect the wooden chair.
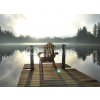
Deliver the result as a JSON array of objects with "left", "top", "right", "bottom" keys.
[{"left": 38, "top": 42, "right": 58, "bottom": 67}]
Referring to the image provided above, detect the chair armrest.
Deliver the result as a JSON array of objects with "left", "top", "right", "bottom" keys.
[
  {"left": 54, "top": 52, "right": 58, "bottom": 56},
  {"left": 38, "top": 52, "right": 44, "bottom": 57}
]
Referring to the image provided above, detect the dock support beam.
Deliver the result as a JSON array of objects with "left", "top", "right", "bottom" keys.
[
  {"left": 62, "top": 44, "right": 66, "bottom": 69},
  {"left": 30, "top": 46, "right": 34, "bottom": 70}
]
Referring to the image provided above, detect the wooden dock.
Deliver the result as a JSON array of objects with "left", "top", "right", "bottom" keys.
[{"left": 18, "top": 63, "right": 100, "bottom": 87}]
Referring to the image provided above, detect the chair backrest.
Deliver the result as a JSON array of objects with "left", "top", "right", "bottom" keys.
[{"left": 44, "top": 42, "right": 55, "bottom": 58}]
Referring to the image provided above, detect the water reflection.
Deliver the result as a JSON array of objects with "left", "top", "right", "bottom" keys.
[
  {"left": 1, "top": 45, "right": 100, "bottom": 65},
  {"left": 0, "top": 44, "right": 100, "bottom": 86},
  {"left": 68, "top": 45, "right": 100, "bottom": 65},
  {"left": 1, "top": 44, "right": 100, "bottom": 63},
  {"left": 0, "top": 45, "right": 28, "bottom": 63},
  {"left": 92, "top": 50, "right": 100, "bottom": 66}
]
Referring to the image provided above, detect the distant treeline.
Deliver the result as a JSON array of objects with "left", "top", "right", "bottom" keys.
[
  {"left": 75, "top": 22, "right": 100, "bottom": 43},
  {"left": 0, "top": 26, "right": 34, "bottom": 43},
  {"left": 0, "top": 23, "right": 100, "bottom": 43}
]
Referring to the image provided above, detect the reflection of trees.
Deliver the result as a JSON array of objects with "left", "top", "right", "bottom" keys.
[
  {"left": 0, "top": 55, "right": 2, "bottom": 62},
  {"left": 92, "top": 51, "right": 97, "bottom": 64},
  {"left": 0, "top": 45, "right": 28, "bottom": 62},
  {"left": 67, "top": 45, "right": 100, "bottom": 63},
  {"left": 92, "top": 48, "right": 100, "bottom": 66},
  {"left": 1, "top": 44, "right": 100, "bottom": 66},
  {"left": 72, "top": 46, "right": 91, "bottom": 61},
  {"left": 97, "top": 51, "right": 100, "bottom": 65},
  {"left": 77, "top": 51, "right": 87, "bottom": 61},
  {"left": 70, "top": 45, "right": 100, "bottom": 65}
]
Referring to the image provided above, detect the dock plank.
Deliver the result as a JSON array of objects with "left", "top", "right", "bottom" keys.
[{"left": 18, "top": 63, "right": 100, "bottom": 87}]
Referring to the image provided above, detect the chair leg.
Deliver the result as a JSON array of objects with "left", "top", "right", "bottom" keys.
[
  {"left": 39, "top": 60, "right": 43, "bottom": 69},
  {"left": 52, "top": 60, "right": 57, "bottom": 69}
]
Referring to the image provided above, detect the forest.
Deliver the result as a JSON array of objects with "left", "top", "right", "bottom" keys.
[{"left": 0, "top": 22, "right": 100, "bottom": 43}]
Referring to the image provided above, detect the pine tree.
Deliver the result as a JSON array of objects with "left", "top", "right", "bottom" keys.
[
  {"left": 0, "top": 26, "right": 1, "bottom": 32},
  {"left": 93, "top": 24, "right": 97, "bottom": 37},
  {"left": 97, "top": 22, "right": 100, "bottom": 38}
]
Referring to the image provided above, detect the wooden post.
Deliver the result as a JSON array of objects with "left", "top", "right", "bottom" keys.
[
  {"left": 62, "top": 44, "right": 65, "bottom": 69},
  {"left": 30, "top": 46, "right": 34, "bottom": 70}
]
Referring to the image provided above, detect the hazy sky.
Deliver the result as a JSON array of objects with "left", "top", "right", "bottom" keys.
[
  {"left": 0, "top": 14, "right": 100, "bottom": 38},
  {"left": 0, "top": 0, "right": 100, "bottom": 38}
]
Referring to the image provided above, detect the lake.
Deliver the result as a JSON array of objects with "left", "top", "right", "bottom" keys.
[{"left": 0, "top": 43, "right": 100, "bottom": 86}]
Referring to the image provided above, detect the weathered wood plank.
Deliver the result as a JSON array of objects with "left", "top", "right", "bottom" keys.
[{"left": 18, "top": 63, "right": 100, "bottom": 87}]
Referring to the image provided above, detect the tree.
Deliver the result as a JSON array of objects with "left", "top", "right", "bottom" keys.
[
  {"left": 93, "top": 24, "right": 97, "bottom": 37},
  {"left": 97, "top": 22, "right": 100, "bottom": 38},
  {"left": 76, "top": 27, "right": 88, "bottom": 42}
]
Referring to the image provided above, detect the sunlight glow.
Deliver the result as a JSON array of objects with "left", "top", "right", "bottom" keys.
[{"left": 13, "top": 14, "right": 88, "bottom": 38}]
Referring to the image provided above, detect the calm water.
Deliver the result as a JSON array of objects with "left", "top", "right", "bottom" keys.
[{"left": 0, "top": 43, "right": 100, "bottom": 86}]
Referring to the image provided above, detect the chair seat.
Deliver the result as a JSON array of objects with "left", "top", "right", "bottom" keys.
[{"left": 40, "top": 56, "right": 54, "bottom": 62}]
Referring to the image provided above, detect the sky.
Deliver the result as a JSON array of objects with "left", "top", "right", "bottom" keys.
[
  {"left": 0, "top": 0, "right": 100, "bottom": 38},
  {"left": 0, "top": 14, "right": 100, "bottom": 38}
]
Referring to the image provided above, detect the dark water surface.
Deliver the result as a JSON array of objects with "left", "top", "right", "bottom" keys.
[{"left": 0, "top": 43, "right": 100, "bottom": 86}]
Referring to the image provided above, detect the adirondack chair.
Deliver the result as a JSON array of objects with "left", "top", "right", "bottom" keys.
[{"left": 38, "top": 42, "right": 58, "bottom": 67}]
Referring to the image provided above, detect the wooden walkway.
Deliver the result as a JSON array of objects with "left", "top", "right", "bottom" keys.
[{"left": 18, "top": 63, "right": 100, "bottom": 87}]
